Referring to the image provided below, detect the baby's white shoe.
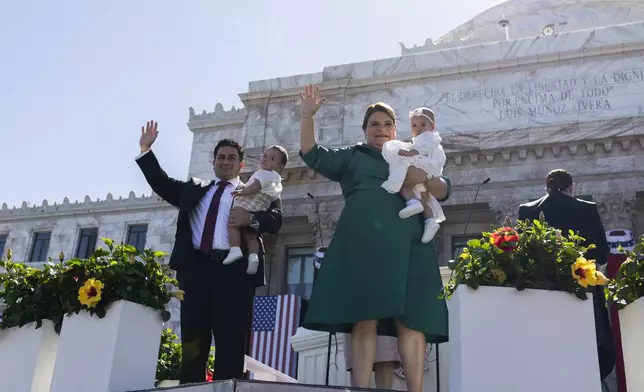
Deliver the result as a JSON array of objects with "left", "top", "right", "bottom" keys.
[
  {"left": 421, "top": 219, "right": 440, "bottom": 243},
  {"left": 222, "top": 247, "right": 243, "bottom": 265},
  {"left": 246, "top": 253, "right": 259, "bottom": 275},
  {"left": 399, "top": 200, "right": 424, "bottom": 219}
]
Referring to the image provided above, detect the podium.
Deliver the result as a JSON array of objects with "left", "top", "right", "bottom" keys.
[{"left": 132, "top": 380, "right": 396, "bottom": 392}]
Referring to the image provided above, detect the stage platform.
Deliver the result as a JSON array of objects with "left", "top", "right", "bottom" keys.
[{"left": 133, "top": 380, "right": 395, "bottom": 392}]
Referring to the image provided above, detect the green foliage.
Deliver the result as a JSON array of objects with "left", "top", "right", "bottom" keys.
[
  {"left": 155, "top": 328, "right": 215, "bottom": 383},
  {"left": 0, "top": 238, "right": 179, "bottom": 333},
  {"left": 0, "top": 250, "right": 67, "bottom": 333},
  {"left": 63, "top": 238, "right": 178, "bottom": 321},
  {"left": 156, "top": 328, "right": 182, "bottom": 381},
  {"left": 607, "top": 235, "right": 644, "bottom": 310},
  {"left": 442, "top": 213, "right": 601, "bottom": 300}
]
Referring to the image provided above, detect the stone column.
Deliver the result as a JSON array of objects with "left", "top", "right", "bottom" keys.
[{"left": 595, "top": 192, "right": 637, "bottom": 231}]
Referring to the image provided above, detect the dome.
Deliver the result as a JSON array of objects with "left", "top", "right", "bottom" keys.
[{"left": 401, "top": 0, "right": 644, "bottom": 54}]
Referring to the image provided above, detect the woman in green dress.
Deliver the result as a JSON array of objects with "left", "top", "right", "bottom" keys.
[{"left": 299, "top": 85, "right": 450, "bottom": 392}]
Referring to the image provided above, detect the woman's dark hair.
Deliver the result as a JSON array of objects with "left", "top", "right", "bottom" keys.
[
  {"left": 362, "top": 102, "right": 396, "bottom": 131},
  {"left": 268, "top": 145, "right": 289, "bottom": 166},
  {"left": 213, "top": 138, "right": 244, "bottom": 161},
  {"left": 546, "top": 169, "right": 573, "bottom": 193}
]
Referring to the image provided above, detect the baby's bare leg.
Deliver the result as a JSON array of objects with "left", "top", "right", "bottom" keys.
[
  {"left": 242, "top": 230, "right": 260, "bottom": 255},
  {"left": 242, "top": 230, "right": 261, "bottom": 275},
  {"left": 400, "top": 186, "right": 416, "bottom": 202},
  {"left": 222, "top": 207, "right": 248, "bottom": 265},
  {"left": 421, "top": 191, "right": 434, "bottom": 220},
  {"left": 227, "top": 207, "right": 244, "bottom": 248},
  {"left": 420, "top": 191, "right": 440, "bottom": 243}
]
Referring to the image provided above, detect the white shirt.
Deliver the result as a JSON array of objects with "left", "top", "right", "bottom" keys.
[
  {"left": 189, "top": 176, "right": 239, "bottom": 250},
  {"left": 136, "top": 150, "right": 239, "bottom": 250},
  {"left": 248, "top": 169, "right": 283, "bottom": 200}
]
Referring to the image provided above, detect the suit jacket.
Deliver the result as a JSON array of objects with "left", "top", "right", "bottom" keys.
[
  {"left": 518, "top": 192, "right": 615, "bottom": 380},
  {"left": 136, "top": 150, "right": 282, "bottom": 288}
]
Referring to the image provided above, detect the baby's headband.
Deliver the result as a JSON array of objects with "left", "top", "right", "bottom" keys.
[{"left": 409, "top": 107, "right": 435, "bottom": 124}]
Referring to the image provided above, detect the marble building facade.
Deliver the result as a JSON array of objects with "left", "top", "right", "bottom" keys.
[{"left": 2, "top": 0, "right": 644, "bottom": 336}]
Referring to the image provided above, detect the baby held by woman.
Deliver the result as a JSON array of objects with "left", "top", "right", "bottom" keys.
[
  {"left": 381, "top": 107, "right": 446, "bottom": 243},
  {"left": 222, "top": 145, "right": 288, "bottom": 274}
]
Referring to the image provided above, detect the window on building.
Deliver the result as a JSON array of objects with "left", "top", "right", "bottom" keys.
[
  {"left": 29, "top": 232, "right": 52, "bottom": 262},
  {"left": 286, "top": 247, "right": 315, "bottom": 300},
  {"left": 127, "top": 224, "right": 148, "bottom": 252},
  {"left": 451, "top": 235, "right": 482, "bottom": 261},
  {"left": 75, "top": 228, "right": 98, "bottom": 259},
  {"left": 0, "top": 234, "right": 7, "bottom": 260}
]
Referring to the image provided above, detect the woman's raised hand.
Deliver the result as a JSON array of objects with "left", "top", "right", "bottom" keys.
[{"left": 300, "top": 84, "right": 326, "bottom": 118}]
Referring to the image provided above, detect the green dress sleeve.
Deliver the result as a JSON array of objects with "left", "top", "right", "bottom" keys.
[
  {"left": 436, "top": 176, "right": 451, "bottom": 202},
  {"left": 299, "top": 144, "right": 353, "bottom": 182}
]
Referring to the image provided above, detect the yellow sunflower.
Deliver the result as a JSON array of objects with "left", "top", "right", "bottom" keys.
[{"left": 78, "top": 278, "right": 104, "bottom": 308}]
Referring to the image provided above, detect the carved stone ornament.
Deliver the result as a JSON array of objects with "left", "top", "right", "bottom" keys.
[
  {"left": 595, "top": 193, "right": 637, "bottom": 231},
  {"left": 488, "top": 196, "right": 520, "bottom": 226}
]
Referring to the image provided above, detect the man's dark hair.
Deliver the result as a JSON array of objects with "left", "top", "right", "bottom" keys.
[
  {"left": 546, "top": 169, "right": 573, "bottom": 193},
  {"left": 213, "top": 138, "right": 244, "bottom": 161}
]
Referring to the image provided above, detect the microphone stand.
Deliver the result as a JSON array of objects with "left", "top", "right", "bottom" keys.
[
  {"left": 307, "top": 193, "right": 334, "bottom": 386},
  {"left": 448, "top": 177, "right": 491, "bottom": 278},
  {"left": 441, "top": 177, "right": 490, "bottom": 392}
]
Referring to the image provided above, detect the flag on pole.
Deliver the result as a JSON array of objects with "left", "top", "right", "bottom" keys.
[{"left": 249, "top": 295, "right": 301, "bottom": 378}]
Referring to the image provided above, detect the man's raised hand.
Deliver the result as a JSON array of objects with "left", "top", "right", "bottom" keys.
[{"left": 139, "top": 120, "right": 158, "bottom": 151}]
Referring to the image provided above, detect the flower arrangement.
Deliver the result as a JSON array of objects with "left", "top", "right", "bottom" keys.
[
  {"left": 0, "top": 249, "right": 67, "bottom": 332},
  {"left": 155, "top": 328, "right": 215, "bottom": 384},
  {"left": 0, "top": 238, "right": 181, "bottom": 334},
  {"left": 60, "top": 238, "right": 182, "bottom": 320},
  {"left": 607, "top": 234, "right": 644, "bottom": 309},
  {"left": 443, "top": 213, "right": 608, "bottom": 300}
]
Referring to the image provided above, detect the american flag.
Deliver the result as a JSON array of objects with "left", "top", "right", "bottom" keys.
[{"left": 248, "top": 295, "right": 301, "bottom": 378}]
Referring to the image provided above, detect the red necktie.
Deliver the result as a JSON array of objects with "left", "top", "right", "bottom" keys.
[{"left": 199, "top": 181, "right": 230, "bottom": 252}]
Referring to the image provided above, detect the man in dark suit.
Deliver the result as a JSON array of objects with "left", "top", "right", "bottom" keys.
[
  {"left": 518, "top": 169, "right": 615, "bottom": 382},
  {"left": 135, "top": 121, "right": 282, "bottom": 383}
]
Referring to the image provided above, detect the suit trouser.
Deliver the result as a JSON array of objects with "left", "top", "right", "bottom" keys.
[{"left": 177, "top": 250, "right": 255, "bottom": 383}]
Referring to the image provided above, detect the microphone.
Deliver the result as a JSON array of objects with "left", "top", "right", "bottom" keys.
[{"left": 447, "top": 177, "right": 491, "bottom": 272}]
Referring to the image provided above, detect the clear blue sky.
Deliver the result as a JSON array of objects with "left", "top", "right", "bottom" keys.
[{"left": 1, "top": 0, "right": 502, "bottom": 208}]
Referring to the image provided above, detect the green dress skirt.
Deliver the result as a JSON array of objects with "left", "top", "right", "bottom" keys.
[{"left": 301, "top": 143, "right": 449, "bottom": 343}]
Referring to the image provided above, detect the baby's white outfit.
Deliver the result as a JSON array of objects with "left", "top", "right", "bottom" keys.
[
  {"left": 381, "top": 131, "right": 447, "bottom": 243},
  {"left": 222, "top": 169, "right": 282, "bottom": 274}
]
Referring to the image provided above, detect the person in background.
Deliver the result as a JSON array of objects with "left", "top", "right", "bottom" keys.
[
  {"left": 518, "top": 169, "right": 615, "bottom": 382},
  {"left": 343, "top": 334, "right": 398, "bottom": 390}
]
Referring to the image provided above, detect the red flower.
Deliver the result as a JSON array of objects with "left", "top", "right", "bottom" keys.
[
  {"left": 490, "top": 227, "right": 520, "bottom": 252},
  {"left": 205, "top": 370, "right": 213, "bottom": 382}
]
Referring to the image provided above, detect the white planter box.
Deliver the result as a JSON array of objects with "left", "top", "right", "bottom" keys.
[
  {"left": 0, "top": 320, "right": 59, "bottom": 392},
  {"left": 619, "top": 296, "right": 644, "bottom": 391},
  {"left": 156, "top": 380, "right": 180, "bottom": 387},
  {"left": 449, "top": 286, "right": 601, "bottom": 392},
  {"left": 50, "top": 300, "right": 164, "bottom": 392}
]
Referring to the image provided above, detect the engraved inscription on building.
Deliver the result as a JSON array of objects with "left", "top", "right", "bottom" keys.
[{"left": 441, "top": 69, "right": 643, "bottom": 121}]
